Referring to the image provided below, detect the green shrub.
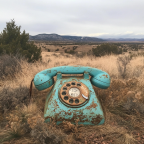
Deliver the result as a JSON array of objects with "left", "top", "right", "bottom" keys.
[
  {"left": 47, "top": 49, "right": 50, "bottom": 52},
  {"left": 129, "top": 51, "right": 144, "bottom": 59},
  {"left": 64, "top": 50, "right": 75, "bottom": 55},
  {"left": 87, "top": 50, "right": 93, "bottom": 56},
  {"left": 55, "top": 49, "right": 59, "bottom": 51},
  {"left": 73, "top": 46, "right": 78, "bottom": 50},
  {"left": 123, "top": 48, "right": 127, "bottom": 52},
  {"left": 68, "top": 50, "right": 75, "bottom": 54},
  {"left": 130, "top": 44, "right": 139, "bottom": 51},
  {"left": 0, "top": 19, "right": 42, "bottom": 62},
  {"left": 92, "top": 43, "right": 122, "bottom": 57}
]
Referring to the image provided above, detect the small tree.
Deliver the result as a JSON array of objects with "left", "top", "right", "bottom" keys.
[{"left": 0, "top": 19, "right": 42, "bottom": 62}]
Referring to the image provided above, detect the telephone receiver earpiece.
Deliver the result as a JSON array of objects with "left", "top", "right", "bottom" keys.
[
  {"left": 34, "top": 66, "right": 110, "bottom": 90},
  {"left": 90, "top": 73, "right": 110, "bottom": 89},
  {"left": 34, "top": 73, "right": 54, "bottom": 90}
]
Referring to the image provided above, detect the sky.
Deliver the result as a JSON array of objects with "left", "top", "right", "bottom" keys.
[{"left": 0, "top": 0, "right": 144, "bottom": 39}]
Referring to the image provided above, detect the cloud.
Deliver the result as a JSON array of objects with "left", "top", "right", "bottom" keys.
[
  {"left": 0, "top": 0, "right": 144, "bottom": 38},
  {"left": 88, "top": 33, "right": 109, "bottom": 37},
  {"left": 125, "top": 31, "right": 134, "bottom": 34},
  {"left": 97, "top": 33, "right": 144, "bottom": 39}
]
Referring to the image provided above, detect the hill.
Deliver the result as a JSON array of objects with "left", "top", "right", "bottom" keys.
[{"left": 29, "top": 33, "right": 105, "bottom": 42}]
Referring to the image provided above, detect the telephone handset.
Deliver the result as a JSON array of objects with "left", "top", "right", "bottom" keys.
[{"left": 34, "top": 66, "right": 110, "bottom": 125}]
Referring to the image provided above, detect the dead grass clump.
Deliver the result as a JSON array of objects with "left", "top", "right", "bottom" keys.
[
  {"left": 126, "top": 78, "right": 139, "bottom": 89},
  {"left": 61, "top": 120, "right": 136, "bottom": 144},
  {"left": 95, "top": 77, "right": 144, "bottom": 117},
  {"left": 117, "top": 54, "right": 131, "bottom": 79},
  {"left": 0, "top": 103, "right": 69, "bottom": 144},
  {"left": 5, "top": 103, "right": 40, "bottom": 133},
  {"left": 24, "top": 104, "right": 68, "bottom": 144},
  {"left": 74, "top": 51, "right": 86, "bottom": 58},
  {"left": 0, "top": 54, "right": 22, "bottom": 80},
  {"left": 132, "top": 65, "right": 144, "bottom": 77},
  {"left": 0, "top": 129, "right": 22, "bottom": 144},
  {"left": 52, "top": 53, "right": 59, "bottom": 57},
  {"left": 129, "top": 51, "right": 144, "bottom": 59},
  {"left": 61, "top": 119, "right": 80, "bottom": 133},
  {"left": 30, "top": 121, "right": 68, "bottom": 144},
  {"left": 0, "top": 85, "right": 29, "bottom": 114},
  {"left": 62, "top": 121, "right": 76, "bottom": 133},
  {"left": 0, "top": 104, "right": 35, "bottom": 143},
  {"left": 59, "top": 115, "right": 136, "bottom": 144},
  {"left": 108, "top": 104, "right": 144, "bottom": 142},
  {"left": 94, "top": 78, "right": 140, "bottom": 108},
  {"left": 121, "top": 92, "right": 144, "bottom": 115},
  {"left": 0, "top": 135, "right": 34, "bottom": 144},
  {"left": 92, "top": 77, "right": 144, "bottom": 143}
]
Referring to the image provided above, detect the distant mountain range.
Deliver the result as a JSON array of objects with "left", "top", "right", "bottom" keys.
[
  {"left": 29, "top": 33, "right": 144, "bottom": 42},
  {"left": 29, "top": 34, "right": 105, "bottom": 42},
  {"left": 102, "top": 38, "right": 144, "bottom": 42}
]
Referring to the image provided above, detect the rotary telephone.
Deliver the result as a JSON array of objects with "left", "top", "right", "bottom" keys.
[{"left": 33, "top": 66, "right": 111, "bottom": 125}]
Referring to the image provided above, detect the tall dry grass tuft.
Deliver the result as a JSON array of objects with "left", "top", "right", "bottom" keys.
[
  {"left": 117, "top": 54, "right": 132, "bottom": 79},
  {"left": 1, "top": 103, "right": 68, "bottom": 144},
  {"left": 0, "top": 85, "right": 30, "bottom": 114},
  {"left": 0, "top": 54, "right": 23, "bottom": 80}
]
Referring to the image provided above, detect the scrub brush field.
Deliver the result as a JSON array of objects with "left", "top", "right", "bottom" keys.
[{"left": 0, "top": 47, "right": 144, "bottom": 144}]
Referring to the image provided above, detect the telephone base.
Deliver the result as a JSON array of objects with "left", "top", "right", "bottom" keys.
[{"left": 44, "top": 76, "right": 105, "bottom": 125}]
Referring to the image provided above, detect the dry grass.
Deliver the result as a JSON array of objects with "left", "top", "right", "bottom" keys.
[
  {"left": 34, "top": 42, "right": 95, "bottom": 53},
  {"left": 0, "top": 47, "right": 144, "bottom": 144}
]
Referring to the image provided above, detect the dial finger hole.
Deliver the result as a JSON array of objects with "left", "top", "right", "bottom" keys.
[
  {"left": 71, "top": 82, "right": 75, "bottom": 85},
  {"left": 77, "top": 83, "right": 81, "bottom": 86},
  {"left": 63, "top": 87, "right": 67, "bottom": 90},
  {"left": 69, "top": 99, "right": 73, "bottom": 103},
  {"left": 66, "top": 83, "right": 71, "bottom": 87},
  {"left": 75, "top": 99, "right": 79, "bottom": 103},
  {"left": 62, "top": 91, "right": 66, "bottom": 95},
  {"left": 64, "top": 96, "right": 68, "bottom": 100}
]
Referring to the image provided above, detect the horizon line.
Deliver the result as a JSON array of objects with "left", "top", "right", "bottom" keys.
[{"left": 29, "top": 33, "right": 144, "bottom": 39}]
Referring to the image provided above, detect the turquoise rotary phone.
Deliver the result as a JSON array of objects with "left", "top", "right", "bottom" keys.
[{"left": 33, "top": 66, "right": 111, "bottom": 125}]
